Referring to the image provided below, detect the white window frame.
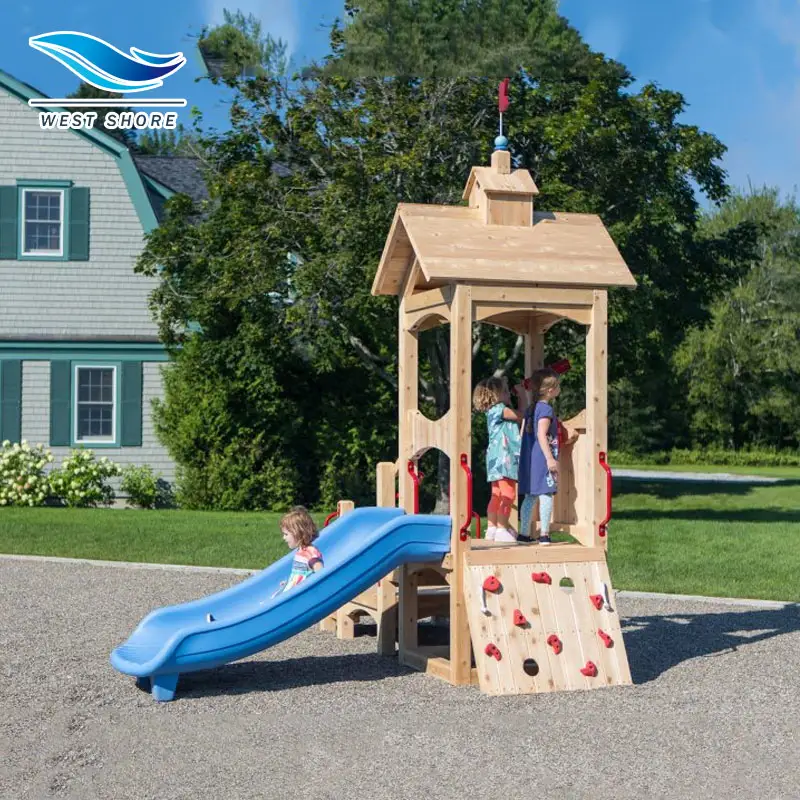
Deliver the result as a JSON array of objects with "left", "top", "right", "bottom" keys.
[
  {"left": 73, "top": 364, "right": 118, "bottom": 445},
  {"left": 21, "top": 188, "right": 64, "bottom": 257}
]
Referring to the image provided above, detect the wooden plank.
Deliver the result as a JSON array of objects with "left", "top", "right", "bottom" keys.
[
  {"left": 462, "top": 165, "right": 538, "bottom": 199},
  {"left": 466, "top": 545, "right": 607, "bottom": 566},
  {"left": 546, "top": 563, "right": 587, "bottom": 691},
  {"left": 448, "top": 284, "right": 473, "bottom": 686},
  {"left": 472, "top": 286, "right": 595, "bottom": 306},
  {"left": 528, "top": 565, "right": 569, "bottom": 691},
  {"left": 398, "top": 566, "right": 419, "bottom": 665},
  {"left": 397, "top": 293, "right": 418, "bottom": 513},
  {"left": 569, "top": 562, "right": 615, "bottom": 687},
  {"left": 405, "top": 286, "right": 454, "bottom": 313},
  {"left": 410, "top": 409, "right": 451, "bottom": 457},
  {"left": 480, "top": 565, "right": 518, "bottom": 695},
  {"left": 590, "top": 560, "right": 633, "bottom": 685},
  {"left": 585, "top": 290, "right": 608, "bottom": 549},
  {"left": 486, "top": 194, "right": 533, "bottom": 227}
]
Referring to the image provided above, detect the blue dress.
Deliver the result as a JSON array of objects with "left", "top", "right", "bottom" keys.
[
  {"left": 484, "top": 403, "right": 521, "bottom": 482},
  {"left": 518, "top": 401, "right": 559, "bottom": 496}
]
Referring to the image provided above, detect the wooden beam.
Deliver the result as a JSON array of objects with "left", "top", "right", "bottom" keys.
[
  {"left": 404, "top": 307, "right": 450, "bottom": 332},
  {"left": 448, "top": 285, "right": 473, "bottom": 686},
  {"left": 470, "top": 286, "right": 595, "bottom": 306},
  {"left": 409, "top": 409, "right": 451, "bottom": 458},
  {"left": 405, "top": 286, "right": 454, "bottom": 313},
  {"left": 465, "top": 544, "right": 606, "bottom": 566},
  {"left": 585, "top": 290, "right": 608, "bottom": 549}
]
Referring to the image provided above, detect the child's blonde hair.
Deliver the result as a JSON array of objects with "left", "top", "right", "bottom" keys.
[
  {"left": 529, "top": 368, "right": 560, "bottom": 403},
  {"left": 473, "top": 376, "right": 507, "bottom": 412},
  {"left": 280, "top": 506, "right": 317, "bottom": 548}
]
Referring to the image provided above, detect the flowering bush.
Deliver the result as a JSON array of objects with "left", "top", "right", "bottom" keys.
[
  {"left": 120, "top": 464, "right": 173, "bottom": 509},
  {"left": 49, "top": 449, "right": 121, "bottom": 508},
  {"left": 0, "top": 440, "right": 54, "bottom": 507}
]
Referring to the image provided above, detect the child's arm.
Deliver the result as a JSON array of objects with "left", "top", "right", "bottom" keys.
[
  {"left": 537, "top": 417, "right": 558, "bottom": 474},
  {"left": 311, "top": 561, "right": 323, "bottom": 572}
]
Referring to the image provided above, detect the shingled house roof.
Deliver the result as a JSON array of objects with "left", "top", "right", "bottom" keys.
[{"left": 133, "top": 156, "right": 209, "bottom": 205}]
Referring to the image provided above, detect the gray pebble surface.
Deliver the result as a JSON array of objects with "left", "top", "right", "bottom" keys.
[{"left": 1, "top": 558, "right": 798, "bottom": 800}]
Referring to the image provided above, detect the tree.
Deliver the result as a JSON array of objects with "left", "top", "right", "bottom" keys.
[
  {"left": 66, "top": 82, "right": 135, "bottom": 147},
  {"left": 136, "top": 125, "right": 206, "bottom": 157},
  {"left": 197, "top": 9, "right": 288, "bottom": 82},
  {"left": 675, "top": 188, "right": 800, "bottom": 449},
  {"left": 138, "top": 2, "right": 748, "bottom": 508}
]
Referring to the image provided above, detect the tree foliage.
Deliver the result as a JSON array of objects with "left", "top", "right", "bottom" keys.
[
  {"left": 137, "top": 1, "right": 772, "bottom": 508},
  {"left": 66, "top": 82, "right": 135, "bottom": 147}
]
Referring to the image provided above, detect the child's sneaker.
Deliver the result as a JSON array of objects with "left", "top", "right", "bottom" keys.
[
  {"left": 538, "top": 535, "right": 552, "bottom": 546},
  {"left": 494, "top": 527, "right": 518, "bottom": 543},
  {"left": 516, "top": 534, "right": 534, "bottom": 544},
  {"left": 485, "top": 525, "right": 497, "bottom": 541}
]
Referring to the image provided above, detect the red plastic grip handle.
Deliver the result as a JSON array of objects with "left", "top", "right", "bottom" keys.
[
  {"left": 459, "top": 454, "right": 473, "bottom": 542},
  {"left": 407, "top": 460, "right": 421, "bottom": 514},
  {"left": 598, "top": 451, "right": 612, "bottom": 537},
  {"left": 323, "top": 511, "right": 338, "bottom": 528}
]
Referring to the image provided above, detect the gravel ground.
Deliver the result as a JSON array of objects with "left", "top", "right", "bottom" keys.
[{"left": 1, "top": 558, "right": 798, "bottom": 800}]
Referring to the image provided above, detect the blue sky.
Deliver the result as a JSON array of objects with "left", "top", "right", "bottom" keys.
[{"left": 3, "top": 0, "right": 798, "bottom": 200}]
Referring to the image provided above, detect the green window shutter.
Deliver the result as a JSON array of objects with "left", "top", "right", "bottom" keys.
[
  {"left": 120, "top": 362, "right": 143, "bottom": 447},
  {"left": 0, "top": 360, "right": 22, "bottom": 443},
  {"left": 0, "top": 186, "right": 18, "bottom": 260},
  {"left": 68, "top": 187, "right": 90, "bottom": 261},
  {"left": 50, "top": 361, "right": 72, "bottom": 446}
]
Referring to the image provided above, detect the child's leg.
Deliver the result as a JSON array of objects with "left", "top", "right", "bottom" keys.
[
  {"left": 538, "top": 493, "right": 554, "bottom": 543},
  {"left": 519, "top": 494, "right": 536, "bottom": 542},
  {"left": 495, "top": 478, "right": 516, "bottom": 529},
  {"left": 487, "top": 482, "right": 501, "bottom": 526}
]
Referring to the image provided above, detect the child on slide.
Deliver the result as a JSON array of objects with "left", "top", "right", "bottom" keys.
[
  {"left": 473, "top": 376, "right": 526, "bottom": 542},
  {"left": 271, "top": 506, "right": 324, "bottom": 597}
]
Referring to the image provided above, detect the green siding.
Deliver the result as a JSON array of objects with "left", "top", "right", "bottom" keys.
[
  {"left": 68, "top": 187, "right": 90, "bottom": 261},
  {"left": 0, "top": 360, "right": 22, "bottom": 443},
  {"left": 0, "top": 186, "right": 18, "bottom": 259},
  {"left": 120, "top": 361, "right": 143, "bottom": 447},
  {"left": 50, "top": 361, "right": 71, "bottom": 446}
]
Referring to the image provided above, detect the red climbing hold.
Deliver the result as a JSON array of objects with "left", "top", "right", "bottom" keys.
[
  {"left": 598, "top": 629, "right": 613, "bottom": 648},
  {"left": 483, "top": 575, "right": 501, "bottom": 593},
  {"left": 580, "top": 661, "right": 598, "bottom": 677},
  {"left": 532, "top": 571, "right": 552, "bottom": 585},
  {"left": 590, "top": 594, "right": 604, "bottom": 610},
  {"left": 546, "top": 634, "right": 562, "bottom": 655},
  {"left": 513, "top": 609, "right": 527, "bottom": 627},
  {"left": 485, "top": 643, "right": 502, "bottom": 661}
]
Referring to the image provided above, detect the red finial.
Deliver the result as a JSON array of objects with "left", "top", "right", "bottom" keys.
[{"left": 498, "top": 77, "right": 510, "bottom": 113}]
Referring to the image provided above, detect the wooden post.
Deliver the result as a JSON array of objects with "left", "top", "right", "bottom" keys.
[
  {"left": 448, "top": 285, "right": 473, "bottom": 685},
  {"left": 398, "top": 293, "right": 419, "bottom": 512},
  {"left": 376, "top": 461, "right": 398, "bottom": 655},
  {"left": 585, "top": 290, "right": 608, "bottom": 549}
]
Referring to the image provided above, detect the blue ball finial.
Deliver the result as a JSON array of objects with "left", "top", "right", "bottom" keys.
[{"left": 494, "top": 135, "right": 509, "bottom": 151}]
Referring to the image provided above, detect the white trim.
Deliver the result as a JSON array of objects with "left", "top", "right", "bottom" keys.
[
  {"left": 21, "top": 187, "right": 64, "bottom": 256},
  {"left": 73, "top": 363, "right": 117, "bottom": 444}
]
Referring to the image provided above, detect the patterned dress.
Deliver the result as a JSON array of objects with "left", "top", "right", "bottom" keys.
[
  {"left": 283, "top": 545, "right": 323, "bottom": 592},
  {"left": 485, "top": 402, "right": 521, "bottom": 482}
]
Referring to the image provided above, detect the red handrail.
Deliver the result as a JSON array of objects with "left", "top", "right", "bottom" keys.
[
  {"left": 472, "top": 511, "right": 481, "bottom": 539},
  {"left": 323, "top": 510, "right": 338, "bottom": 527},
  {"left": 598, "top": 451, "right": 612, "bottom": 537},
  {"left": 407, "top": 460, "right": 421, "bottom": 514},
  {"left": 459, "top": 453, "right": 473, "bottom": 542}
]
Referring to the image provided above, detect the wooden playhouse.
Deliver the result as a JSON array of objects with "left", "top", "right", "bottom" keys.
[{"left": 323, "top": 138, "right": 637, "bottom": 696}]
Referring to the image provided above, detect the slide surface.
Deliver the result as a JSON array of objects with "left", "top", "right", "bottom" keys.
[{"left": 110, "top": 507, "right": 451, "bottom": 699}]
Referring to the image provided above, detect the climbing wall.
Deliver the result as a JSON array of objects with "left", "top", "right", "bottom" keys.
[{"left": 463, "top": 553, "right": 632, "bottom": 695}]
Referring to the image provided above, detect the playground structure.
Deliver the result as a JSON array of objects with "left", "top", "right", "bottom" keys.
[
  {"left": 110, "top": 132, "right": 638, "bottom": 703},
  {"left": 322, "top": 136, "right": 637, "bottom": 694}
]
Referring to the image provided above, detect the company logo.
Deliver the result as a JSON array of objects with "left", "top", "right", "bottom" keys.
[{"left": 28, "top": 31, "right": 188, "bottom": 132}]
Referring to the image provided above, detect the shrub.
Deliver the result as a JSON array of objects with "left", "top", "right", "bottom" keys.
[
  {"left": 0, "top": 440, "right": 54, "bottom": 507},
  {"left": 609, "top": 447, "right": 800, "bottom": 468},
  {"left": 49, "top": 449, "right": 121, "bottom": 507},
  {"left": 120, "top": 465, "right": 174, "bottom": 509}
]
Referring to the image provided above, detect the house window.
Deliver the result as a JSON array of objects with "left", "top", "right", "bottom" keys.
[
  {"left": 73, "top": 365, "right": 117, "bottom": 444},
  {"left": 22, "top": 189, "right": 64, "bottom": 256}
]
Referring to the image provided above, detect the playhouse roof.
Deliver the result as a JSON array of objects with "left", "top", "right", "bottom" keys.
[{"left": 371, "top": 203, "right": 636, "bottom": 296}]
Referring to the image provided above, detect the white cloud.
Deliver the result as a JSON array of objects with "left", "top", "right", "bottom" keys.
[{"left": 205, "top": 0, "right": 298, "bottom": 59}]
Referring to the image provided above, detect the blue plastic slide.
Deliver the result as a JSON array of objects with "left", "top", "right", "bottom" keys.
[{"left": 110, "top": 507, "right": 451, "bottom": 701}]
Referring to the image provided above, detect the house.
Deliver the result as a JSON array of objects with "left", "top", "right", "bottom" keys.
[{"left": 0, "top": 69, "right": 205, "bottom": 489}]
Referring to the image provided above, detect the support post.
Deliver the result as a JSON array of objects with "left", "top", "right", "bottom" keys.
[
  {"left": 448, "top": 285, "right": 473, "bottom": 685},
  {"left": 585, "top": 290, "right": 608, "bottom": 549},
  {"left": 376, "top": 461, "right": 398, "bottom": 655}
]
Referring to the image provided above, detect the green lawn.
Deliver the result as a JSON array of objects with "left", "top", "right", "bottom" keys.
[{"left": 1, "top": 473, "right": 798, "bottom": 601}]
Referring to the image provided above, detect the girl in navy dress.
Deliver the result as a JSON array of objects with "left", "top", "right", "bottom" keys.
[{"left": 518, "top": 368, "right": 562, "bottom": 545}]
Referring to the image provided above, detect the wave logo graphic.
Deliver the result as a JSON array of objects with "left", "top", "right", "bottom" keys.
[{"left": 29, "top": 31, "right": 186, "bottom": 93}]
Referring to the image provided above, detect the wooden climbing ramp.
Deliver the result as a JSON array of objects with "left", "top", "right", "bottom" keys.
[{"left": 463, "top": 543, "right": 632, "bottom": 696}]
